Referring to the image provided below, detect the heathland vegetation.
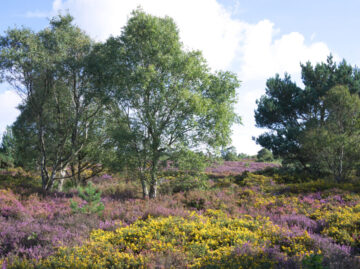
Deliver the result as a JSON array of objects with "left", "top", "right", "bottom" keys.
[{"left": 1, "top": 9, "right": 360, "bottom": 269}]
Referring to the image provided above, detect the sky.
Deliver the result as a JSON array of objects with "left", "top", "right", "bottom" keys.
[{"left": 0, "top": 0, "right": 359, "bottom": 155}]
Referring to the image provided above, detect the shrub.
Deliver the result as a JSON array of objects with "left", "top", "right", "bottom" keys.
[
  {"left": 100, "top": 182, "right": 139, "bottom": 200},
  {"left": 0, "top": 189, "right": 27, "bottom": 219},
  {"left": 257, "top": 148, "right": 274, "bottom": 162},
  {"left": 184, "top": 196, "right": 205, "bottom": 210},
  {"left": 311, "top": 204, "right": 360, "bottom": 247},
  {"left": 70, "top": 182, "right": 104, "bottom": 215},
  {"left": 301, "top": 254, "right": 324, "bottom": 269},
  {"left": 237, "top": 172, "right": 275, "bottom": 191},
  {"left": 0, "top": 213, "right": 103, "bottom": 261},
  {"left": 4, "top": 210, "right": 323, "bottom": 268},
  {"left": 0, "top": 173, "right": 41, "bottom": 195}
]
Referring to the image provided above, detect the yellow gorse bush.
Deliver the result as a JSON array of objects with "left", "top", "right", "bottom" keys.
[
  {"left": 5, "top": 209, "right": 321, "bottom": 268},
  {"left": 311, "top": 204, "right": 360, "bottom": 246}
]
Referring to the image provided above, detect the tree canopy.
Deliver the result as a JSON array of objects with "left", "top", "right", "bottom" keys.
[
  {"left": 94, "top": 10, "right": 240, "bottom": 198},
  {"left": 255, "top": 56, "right": 360, "bottom": 172},
  {"left": 0, "top": 15, "right": 106, "bottom": 190},
  {"left": 0, "top": 10, "right": 240, "bottom": 196},
  {"left": 301, "top": 85, "right": 360, "bottom": 181}
]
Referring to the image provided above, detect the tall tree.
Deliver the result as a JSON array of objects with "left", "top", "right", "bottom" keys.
[
  {"left": 301, "top": 86, "right": 360, "bottom": 181},
  {"left": 96, "top": 10, "right": 240, "bottom": 198},
  {"left": 0, "top": 126, "right": 16, "bottom": 168},
  {"left": 0, "top": 15, "right": 105, "bottom": 190},
  {"left": 255, "top": 56, "right": 360, "bottom": 168}
]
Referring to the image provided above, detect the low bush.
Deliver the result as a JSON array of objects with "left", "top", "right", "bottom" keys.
[
  {"left": 70, "top": 182, "right": 104, "bottom": 215},
  {"left": 3, "top": 210, "right": 333, "bottom": 268},
  {"left": 310, "top": 204, "right": 360, "bottom": 247},
  {"left": 100, "top": 181, "right": 139, "bottom": 200}
]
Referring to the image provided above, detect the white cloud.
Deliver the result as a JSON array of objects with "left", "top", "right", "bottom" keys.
[
  {"left": 232, "top": 20, "right": 333, "bottom": 154},
  {"left": 27, "top": 0, "right": 335, "bottom": 154},
  {"left": 230, "top": 21, "right": 332, "bottom": 155},
  {"left": 51, "top": 0, "right": 246, "bottom": 71},
  {"left": 0, "top": 90, "right": 21, "bottom": 138},
  {"left": 239, "top": 20, "right": 331, "bottom": 81}
]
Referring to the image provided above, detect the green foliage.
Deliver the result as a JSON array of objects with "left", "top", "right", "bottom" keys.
[
  {"left": 0, "top": 169, "right": 41, "bottom": 196},
  {"left": 255, "top": 56, "right": 360, "bottom": 171},
  {"left": 0, "top": 14, "right": 106, "bottom": 190},
  {"left": 256, "top": 148, "right": 274, "bottom": 162},
  {"left": 221, "top": 146, "right": 239, "bottom": 161},
  {"left": 301, "top": 86, "right": 360, "bottom": 181},
  {"left": 0, "top": 10, "right": 239, "bottom": 198},
  {"left": 70, "top": 182, "right": 104, "bottom": 215},
  {"left": 0, "top": 126, "right": 15, "bottom": 168},
  {"left": 167, "top": 148, "right": 208, "bottom": 173},
  {"left": 302, "top": 254, "right": 325, "bottom": 269},
  {"left": 97, "top": 9, "right": 240, "bottom": 198}
]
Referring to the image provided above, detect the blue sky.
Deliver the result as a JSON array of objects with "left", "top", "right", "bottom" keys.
[
  {"left": 231, "top": 0, "right": 360, "bottom": 64},
  {"left": 0, "top": 0, "right": 359, "bottom": 154}
]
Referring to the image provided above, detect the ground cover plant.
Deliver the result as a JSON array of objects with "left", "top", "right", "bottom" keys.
[{"left": 1, "top": 167, "right": 360, "bottom": 268}]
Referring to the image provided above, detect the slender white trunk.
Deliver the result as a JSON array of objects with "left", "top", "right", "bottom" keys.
[{"left": 58, "top": 168, "right": 66, "bottom": 191}]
